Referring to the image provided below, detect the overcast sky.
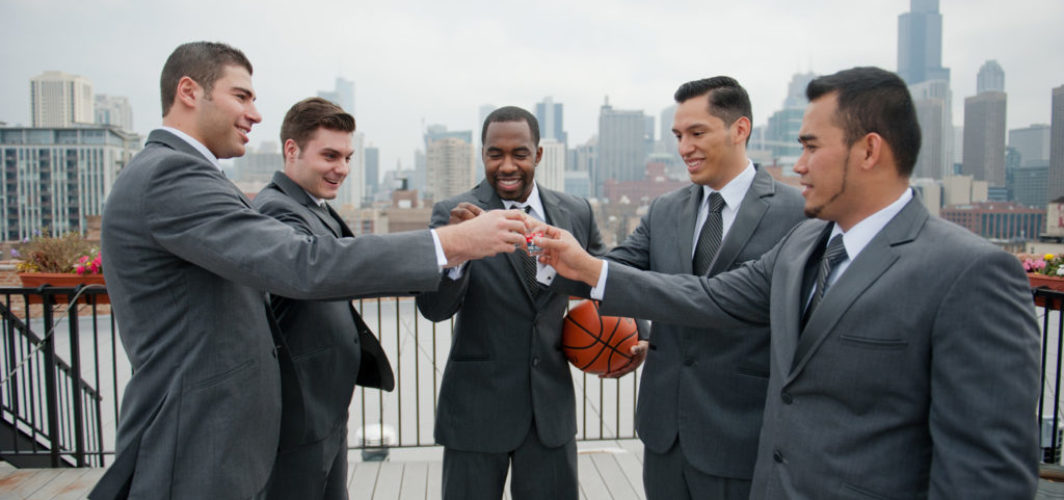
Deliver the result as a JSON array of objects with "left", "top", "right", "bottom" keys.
[{"left": 2, "top": 0, "right": 1062, "bottom": 174}]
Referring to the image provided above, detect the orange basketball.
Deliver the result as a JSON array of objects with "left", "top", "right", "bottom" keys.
[{"left": 562, "top": 300, "right": 639, "bottom": 375}]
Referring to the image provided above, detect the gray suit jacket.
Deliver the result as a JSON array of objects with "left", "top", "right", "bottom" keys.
[
  {"left": 94, "top": 130, "right": 441, "bottom": 499},
  {"left": 254, "top": 171, "right": 399, "bottom": 452},
  {"left": 604, "top": 167, "right": 805, "bottom": 479},
  {"left": 597, "top": 195, "right": 1040, "bottom": 499},
  {"left": 416, "top": 181, "right": 606, "bottom": 452}
]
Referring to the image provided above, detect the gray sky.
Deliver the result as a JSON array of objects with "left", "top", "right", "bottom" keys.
[{"left": 2, "top": 0, "right": 1062, "bottom": 174}]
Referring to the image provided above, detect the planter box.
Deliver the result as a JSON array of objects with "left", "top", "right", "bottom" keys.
[
  {"left": 1029, "top": 273, "right": 1064, "bottom": 307},
  {"left": 17, "top": 273, "right": 108, "bottom": 305}
]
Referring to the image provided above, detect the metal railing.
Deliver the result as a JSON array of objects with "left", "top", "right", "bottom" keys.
[
  {"left": 0, "top": 286, "right": 109, "bottom": 468},
  {"left": 2, "top": 285, "right": 1061, "bottom": 469}
]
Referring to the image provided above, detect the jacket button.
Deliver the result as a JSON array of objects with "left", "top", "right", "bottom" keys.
[
  {"left": 271, "top": 347, "right": 278, "bottom": 359},
  {"left": 773, "top": 449, "right": 784, "bottom": 463},
  {"left": 683, "top": 358, "right": 695, "bottom": 367},
  {"left": 532, "top": 357, "right": 540, "bottom": 367},
  {"left": 781, "top": 392, "right": 793, "bottom": 405}
]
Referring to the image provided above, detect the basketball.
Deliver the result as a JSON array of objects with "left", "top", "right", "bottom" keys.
[{"left": 562, "top": 300, "right": 639, "bottom": 375}]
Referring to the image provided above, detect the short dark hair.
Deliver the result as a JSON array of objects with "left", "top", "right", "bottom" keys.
[
  {"left": 481, "top": 106, "right": 540, "bottom": 146},
  {"left": 160, "top": 41, "right": 253, "bottom": 117},
  {"left": 280, "top": 97, "right": 356, "bottom": 151},
  {"left": 674, "top": 76, "right": 753, "bottom": 136},
  {"left": 806, "top": 67, "right": 921, "bottom": 177}
]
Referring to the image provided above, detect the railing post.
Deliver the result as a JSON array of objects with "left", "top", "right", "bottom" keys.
[
  {"left": 68, "top": 292, "right": 86, "bottom": 467},
  {"left": 41, "top": 292, "right": 62, "bottom": 468}
]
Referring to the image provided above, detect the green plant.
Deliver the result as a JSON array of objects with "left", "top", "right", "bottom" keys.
[{"left": 12, "top": 232, "right": 101, "bottom": 274}]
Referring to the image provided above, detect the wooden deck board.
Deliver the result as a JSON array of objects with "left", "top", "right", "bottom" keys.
[{"left": 0, "top": 440, "right": 647, "bottom": 500}]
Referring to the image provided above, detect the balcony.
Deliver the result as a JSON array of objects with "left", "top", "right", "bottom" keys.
[{"left": 0, "top": 285, "right": 1061, "bottom": 498}]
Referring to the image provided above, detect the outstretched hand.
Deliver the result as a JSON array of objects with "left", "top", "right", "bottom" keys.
[
  {"left": 436, "top": 209, "right": 531, "bottom": 267},
  {"left": 532, "top": 226, "right": 602, "bottom": 287}
]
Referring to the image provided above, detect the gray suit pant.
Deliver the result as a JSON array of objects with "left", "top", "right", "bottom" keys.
[
  {"left": 442, "top": 424, "right": 578, "bottom": 500},
  {"left": 266, "top": 423, "right": 349, "bottom": 500},
  {"left": 643, "top": 439, "right": 751, "bottom": 500}
]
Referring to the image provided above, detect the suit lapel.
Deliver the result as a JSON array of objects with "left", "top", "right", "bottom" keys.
[
  {"left": 787, "top": 198, "right": 928, "bottom": 379},
  {"left": 773, "top": 222, "right": 831, "bottom": 372},
  {"left": 707, "top": 168, "right": 773, "bottom": 276},
  {"left": 679, "top": 185, "right": 702, "bottom": 274},
  {"left": 270, "top": 171, "right": 340, "bottom": 236}
]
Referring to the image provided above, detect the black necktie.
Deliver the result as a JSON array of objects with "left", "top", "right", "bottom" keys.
[
  {"left": 521, "top": 205, "right": 541, "bottom": 298},
  {"left": 802, "top": 234, "right": 847, "bottom": 327},
  {"left": 692, "top": 192, "right": 725, "bottom": 275}
]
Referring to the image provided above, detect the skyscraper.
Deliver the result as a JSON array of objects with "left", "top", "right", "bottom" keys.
[
  {"left": 977, "top": 60, "right": 1005, "bottom": 94},
  {"left": 897, "top": 0, "right": 950, "bottom": 86},
  {"left": 963, "top": 89, "right": 1008, "bottom": 187},
  {"left": 1010, "top": 124, "right": 1051, "bottom": 167},
  {"left": 909, "top": 79, "right": 953, "bottom": 179},
  {"left": 1049, "top": 85, "right": 1064, "bottom": 201},
  {"left": 757, "top": 72, "right": 817, "bottom": 163},
  {"left": 535, "top": 97, "right": 567, "bottom": 145},
  {"left": 365, "top": 145, "right": 380, "bottom": 198},
  {"left": 537, "top": 139, "right": 566, "bottom": 192},
  {"left": 94, "top": 94, "right": 133, "bottom": 131},
  {"left": 596, "top": 98, "right": 646, "bottom": 197},
  {"left": 334, "top": 132, "right": 365, "bottom": 209},
  {"left": 426, "top": 136, "right": 474, "bottom": 202},
  {"left": 318, "top": 77, "right": 355, "bottom": 114},
  {"left": 30, "top": 71, "right": 94, "bottom": 127}
]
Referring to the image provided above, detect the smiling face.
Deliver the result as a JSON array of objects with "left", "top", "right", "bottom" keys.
[
  {"left": 483, "top": 120, "right": 542, "bottom": 203},
  {"left": 193, "top": 64, "right": 261, "bottom": 159},
  {"left": 672, "top": 93, "right": 749, "bottom": 189},
  {"left": 284, "top": 127, "right": 354, "bottom": 200}
]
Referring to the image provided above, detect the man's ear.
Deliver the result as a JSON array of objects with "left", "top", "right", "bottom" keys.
[{"left": 174, "top": 76, "right": 201, "bottom": 110}]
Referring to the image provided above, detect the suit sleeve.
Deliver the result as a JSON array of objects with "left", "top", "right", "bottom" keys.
[
  {"left": 927, "top": 250, "right": 1039, "bottom": 499},
  {"left": 143, "top": 155, "right": 441, "bottom": 300},
  {"left": 597, "top": 238, "right": 776, "bottom": 330},
  {"left": 416, "top": 201, "right": 470, "bottom": 321}
]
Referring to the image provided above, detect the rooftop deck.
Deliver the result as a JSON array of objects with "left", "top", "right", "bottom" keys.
[{"left": 0, "top": 440, "right": 647, "bottom": 500}]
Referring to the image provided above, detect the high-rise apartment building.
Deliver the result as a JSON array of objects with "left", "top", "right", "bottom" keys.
[
  {"left": 94, "top": 94, "right": 133, "bottom": 131},
  {"left": 426, "top": 136, "right": 474, "bottom": 203},
  {"left": 909, "top": 79, "right": 953, "bottom": 179},
  {"left": 596, "top": 98, "right": 646, "bottom": 197},
  {"left": 334, "top": 132, "right": 365, "bottom": 209},
  {"left": 30, "top": 71, "right": 94, "bottom": 127},
  {"left": 897, "top": 0, "right": 950, "bottom": 86},
  {"left": 0, "top": 126, "right": 140, "bottom": 240},
  {"left": 963, "top": 66, "right": 1008, "bottom": 187},
  {"left": 756, "top": 72, "right": 817, "bottom": 163},
  {"left": 535, "top": 97, "right": 567, "bottom": 145},
  {"left": 1050, "top": 85, "right": 1064, "bottom": 201}
]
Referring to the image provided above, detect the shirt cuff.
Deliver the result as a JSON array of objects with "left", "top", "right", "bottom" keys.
[
  {"left": 447, "top": 262, "right": 467, "bottom": 280},
  {"left": 537, "top": 264, "right": 557, "bottom": 286},
  {"left": 430, "top": 229, "right": 448, "bottom": 269},
  {"left": 589, "top": 260, "right": 609, "bottom": 300}
]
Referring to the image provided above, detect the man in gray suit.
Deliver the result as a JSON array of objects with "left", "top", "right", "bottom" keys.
[
  {"left": 252, "top": 97, "right": 389, "bottom": 499},
  {"left": 588, "top": 76, "right": 804, "bottom": 500},
  {"left": 416, "top": 106, "right": 606, "bottom": 500},
  {"left": 535, "top": 67, "right": 1040, "bottom": 499},
  {"left": 91, "top": 42, "right": 529, "bottom": 500}
]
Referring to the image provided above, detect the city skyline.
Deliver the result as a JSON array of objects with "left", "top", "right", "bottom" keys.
[{"left": 1, "top": 0, "right": 1062, "bottom": 175}]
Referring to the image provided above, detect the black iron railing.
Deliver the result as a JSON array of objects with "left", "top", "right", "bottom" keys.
[
  {"left": 2, "top": 285, "right": 1060, "bottom": 469},
  {"left": 0, "top": 286, "right": 109, "bottom": 468}
]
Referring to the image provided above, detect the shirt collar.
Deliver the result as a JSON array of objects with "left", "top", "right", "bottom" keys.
[
  {"left": 160, "top": 126, "right": 220, "bottom": 169},
  {"left": 701, "top": 160, "right": 756, "bottom": 210},
  {"left": 503, "top": 182, "right": 545, "bottom": 220},
  {"left": 830, "top": 188, "right": 914, "bottom": 261}
]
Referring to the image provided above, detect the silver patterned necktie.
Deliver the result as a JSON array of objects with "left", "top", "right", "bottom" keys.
[{"left": 692, "top": 192, "right": 725, "bottom": 275}]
